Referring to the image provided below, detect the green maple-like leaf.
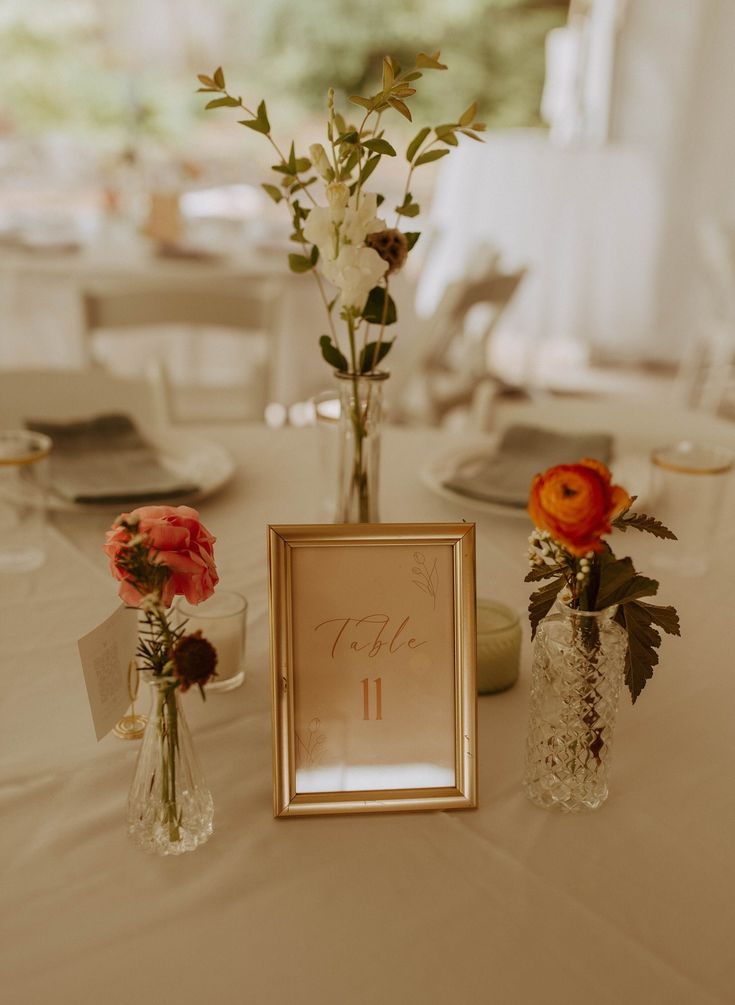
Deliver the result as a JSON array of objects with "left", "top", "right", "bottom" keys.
[
  {"left": 613, "top": 510, "right": 677, "bottom": 540},
  {"left": 637, "top": 601, "right": 681, "bottom": 637},
  {"left": 524, "top": 563, "right": 564, "bottom": 583},
  {"left": 616, "top": 601, "right": 664, "bottom": 704},
  {"left": 528, "top": 576, "right": 565, "bottom": 639}
]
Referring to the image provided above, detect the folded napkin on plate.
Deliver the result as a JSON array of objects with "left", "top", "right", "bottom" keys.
[
  {"left": 443, "top": 424, "right": 613, "bottom": 508},
  {"left": 26, "top": 414, "right": 199, "bottom": 505}
]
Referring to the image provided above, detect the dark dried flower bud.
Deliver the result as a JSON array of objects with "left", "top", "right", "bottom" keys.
[
  {"left": 170, "top": 631, "right": 218, "bottom": 692},
  {"left": 366, "top": 228, "right": 409, "bottom": 274}
]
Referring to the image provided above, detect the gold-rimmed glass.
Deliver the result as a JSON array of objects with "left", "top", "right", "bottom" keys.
[{"left": 650, "top": 441, "right": 734, "bottom": 575}]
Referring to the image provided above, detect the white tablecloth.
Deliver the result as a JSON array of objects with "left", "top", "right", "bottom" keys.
[{"left": 2, "top": 420, "right": 734, "bottom": 1004}]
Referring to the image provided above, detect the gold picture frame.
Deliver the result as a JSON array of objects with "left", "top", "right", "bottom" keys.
[{"left": 268, "top": 523, "right": 477, "bottom": 817}]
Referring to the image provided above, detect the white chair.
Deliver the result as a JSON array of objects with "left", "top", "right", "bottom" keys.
[
  {"left": 0, "top": 367, "right": 168, "bottom": 430},
  {"left": 392, "top": 251, "right": 526, "bottom": 426},
  {"left": 81, "top": 279, "right": 281, "bottom": 423}
]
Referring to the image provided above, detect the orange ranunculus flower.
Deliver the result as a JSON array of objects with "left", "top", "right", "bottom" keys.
[{"left": 528, "top": 458, "right": 632, "bottom": 556}]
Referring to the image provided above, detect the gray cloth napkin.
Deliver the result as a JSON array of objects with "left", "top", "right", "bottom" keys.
[
  {"left": 27, "top": 414, "right": 199, "bottom": 505},
  {"left": 443, "top": 424, "right": 613, "bottom": 508}
]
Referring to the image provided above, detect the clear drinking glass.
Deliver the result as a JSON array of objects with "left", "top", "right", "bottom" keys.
[
  {"left": 650, "top": 441, "right": 734, "bottom": 575},
  {"left": 0, "top": 430, "right": 52, "bottom": 573},
  {"left": 174, "top": 590, "right": 247, "bottom": 692}
]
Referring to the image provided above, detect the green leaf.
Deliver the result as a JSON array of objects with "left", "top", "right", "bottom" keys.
[
  {"left": 310, "top": 244, "right": 319, "bottom": 266},
  {"left": 287, "top": 142, "right": 297, "bottom": 174},
  {"left": 597, "top": 572, "right": 659, "bottom": 608},
  {"left": 213, "top": 66, "right": 225, "bottom": 89},
  {"left": 241, "top": 99, "right": 269, "bottom": 135},
  {"left": 358, "top": 154, "right": 381, "bottom": 186},
  {"left": 459, "top": 130, "right": 484, "bottom": 142},
  {"left": 388, "top": 97, "right": 412, "bottom": 121},
  {"left": 205, "top": 96, "right": 240, "bottom": 110},
  {"left": 288, "top": 253, "right": 314, "bottom": 274},
  {"left": 197, "top": 74, "right": 216, "bottom": 88},
  {"left": 359, "top": 339, "right": 394, "bottom": 373},
  {"left": 613, "top": 510, "right": 677, "bottom": 540},
  {"left": 637, "top": 602, "right": 680, "bottom": 637},
  {"left": 261, "top": 183, "right": 283, "bottom": 204},
  {"left": 460, "top": 101, "right": 478, "bottom": 126},
  {"left": 361, "top": 286, "right": 397, "bottom": 326},
  {"left": 439, "top": 132, "right": 458, "bottom": 147},
  {"left": 524, "top": 563, "right": 565, "bottom": 583},
  {"left": 528, "top": 576, "right": 565, "bottom": 639},
  {"left": 290, "top": 177, "right": 317, "bottom": 194},
  {"left": 402, "top": 71, "right": 422, "bottom": 82},
  {"left": 416, "top": 51, "right": 448, "bottom": 70},
  {"left": 349, "top": 95, "right": 374, "bottom": 110},
  {"left": 319, "top": 335, "right": 348, "bottom": 372},
  {"left": 342, "top": 147, "right": 361, "bottom": 175},
  {"left": 326, "top": 296, "right": 339, "bottom": 314},
  {"left": 414, "top": 148, "right": 450, "bottom": 167},
  {"left": 337, "top": 131, "right": 359, "bottom": 145},
  {"left": 396, "top": 201, "right": 420, "bottom": 217},
  {"left": 594, "top": 556, "right": 635, "bottom": 607},
  {"left": 382, "top": 56, "right": 394, "bottom": 90},
  {"left": 404, "top": 231, "right": 421, "bottom": 251},
  {"left": 406, "top": 127, "right": 431, "bottom": 162},
  {"left": 363, "top": 138, "right": 396, "bottom": 156},
  {"left": 618, "top": 601, "right": 663, "bottom": 703},
  {"left": 294, "top": 156, "right": 311, "bottom": 173}
]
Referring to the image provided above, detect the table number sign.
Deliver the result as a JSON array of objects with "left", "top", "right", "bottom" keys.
[{"left": 268, "top": 523, "right": 477, "bottom": 816}]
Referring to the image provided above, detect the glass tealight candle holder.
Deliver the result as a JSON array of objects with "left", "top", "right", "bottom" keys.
[
  {"left": 0, "top": 430, "right": 52, "bottom": 573},
  {"left": 476, "top": 599, "right": 521, "bottom": 695},
  {"left": 174, "top": 590, "right": 247, "bottom": 692}
]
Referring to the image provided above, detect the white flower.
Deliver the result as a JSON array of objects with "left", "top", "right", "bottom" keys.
[
  {"left": 322, "top": 245, "right": 388, "bottom": 313},
  {"left": 326, "top": 181, "right": 349, "bottom": 210},
  {"left": 303, "top": 205, "right": 337, "bottom": 259},
  {"left": 341, "top": 191, "right": 385, "bottom": 246}
]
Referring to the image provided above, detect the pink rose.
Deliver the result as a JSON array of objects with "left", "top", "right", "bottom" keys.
[{"left": 104, "top": 505, "right": 218, "bottom": 608}]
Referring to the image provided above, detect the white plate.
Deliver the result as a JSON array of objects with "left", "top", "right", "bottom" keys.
[
  {"left": 45, "top": 429, "right": 235, "bottom": 512},
  {"left": 420, "top": 434, "right": 650, "bottom": 519}
]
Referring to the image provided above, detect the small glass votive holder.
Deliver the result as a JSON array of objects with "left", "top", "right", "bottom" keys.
[
  {"left": 174, "top": 590, "right": 248, "bottom": 692},
  {"left": 476, "top": 599, "right": 521, "bottom": 695},
  {"left": 0, "top": 430, "right": 52, "bottom": 573},
  {"left": 650, "top": 441, "right": 734, "bottom": 576}
]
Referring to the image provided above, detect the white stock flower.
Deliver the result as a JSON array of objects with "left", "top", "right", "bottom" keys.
[
  {"left": 303, "top": 205, "right": 337, "bottom": 259},
  {"left": 341, "top": 191, "right": 385, "bottom": 246},
  {"left": 322, "top": 245, "right": 388, "bottom": 313},
  {"left": 326, "top": 181, "right": 349, "bottom": 224}
]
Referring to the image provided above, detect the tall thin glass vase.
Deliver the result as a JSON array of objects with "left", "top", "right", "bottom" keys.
[
  {"left": 127, "top": 676, "right": 214, "bottom": 855},
  {"left": 523, "top": 601, "right": 627, "bottom": 812},
  {"left": 334, "top": 370, "right": 388, "bottom": 523}
]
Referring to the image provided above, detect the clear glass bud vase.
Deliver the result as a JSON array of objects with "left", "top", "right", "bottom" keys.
[
  {"left": 127, "top": 677, "right": 214, "bottom": 855},
  {"left": 523, "top": 601, "right": 627, "bottom": 812},
  {"left": 335, "top": 370, "right": 388, "bottom": 523}
]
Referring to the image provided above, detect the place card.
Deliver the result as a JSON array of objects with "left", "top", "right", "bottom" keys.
[
  {"left": 268, "top": 523, "right": 477, "bottom": 817},
  {"left": 78, "top": 605, "right": 139, "bottom": 740}
]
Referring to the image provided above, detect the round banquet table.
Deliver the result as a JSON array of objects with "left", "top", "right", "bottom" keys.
[{"left": 2, "top": 420, "right": 734, "bottom": 1005}]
